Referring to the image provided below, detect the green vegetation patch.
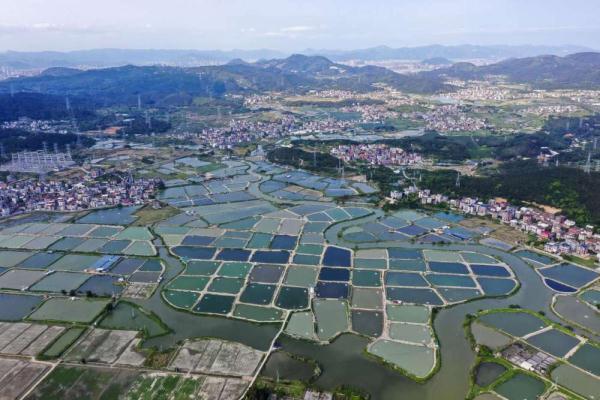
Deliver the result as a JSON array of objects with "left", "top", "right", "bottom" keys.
[
  {"left": 41, "top": 327, "right": 86, "bottom": 359},
  {"left": 99, "top": 302, "right": 170, "bottom": 337}
]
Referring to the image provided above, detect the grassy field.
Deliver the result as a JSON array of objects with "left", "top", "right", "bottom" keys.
[
  {"left": 561, "top": 254, "right": 599, "bottom": 269},
  {"left": 28, "top": 298, "right": 109, "bottom": 324},
  {"left": 133, "top": 205, "right": 180, "bottom": 226},
  {"left": 460, "top": 217, "right": 529, "bottom": 246}
]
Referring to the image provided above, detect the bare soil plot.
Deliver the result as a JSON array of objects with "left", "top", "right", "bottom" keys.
[
  {"left": 0, "top": 323, "right": 65, "bottom": 356},
  {"left": 66, "top": 328, "right": 138, "bottom": 364},
  {"left": 0, "top": 357, "right": 48, "bottom": 400},
  {"left": 122, "top": 282, "right": 157, "bottom": 299},
  {"left": 169, "top": 338, "right": 263, "bottom": 377}
]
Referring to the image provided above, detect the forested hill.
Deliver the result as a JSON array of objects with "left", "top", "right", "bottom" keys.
[
  {"left": 0, "top": 55, "right": 450, "bottom": 107},
  {"left": 423, "top": 52, "right": 600, "bottom": 89},
  {"left": 0, "top": 93, "right": 96, "bottom": 122}
]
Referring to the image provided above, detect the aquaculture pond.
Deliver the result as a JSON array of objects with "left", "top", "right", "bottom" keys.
[
  {"left": 525, "top": 329, "right": 580, "bottom": 357},
  {"left": 551, "top": 364, "right": 600, "bottom": 399},
  {"left": 0, "top": 293, "right": 43, "bottom": 320},
  {"left": 539, "top": 263, "right": 598, "bottom": 289},
  {"left": 474, "top": 362, "right": 507, "bottom": 387},
  {"left": 77, "top": 206, "right": 141, "bottom": 225},
  {"left": 261, "top": 351, "right": 316, "bottom": 381},
  {"left": 99, "top": 302, "right": 169, "bottom": 337},
  {"left": 93, "top": 163, "right": 591, "bottom": 399},
  {"left": 493, "top": 373, "right": 546, "bottom": 400},
  {"left": 477, "top": 311, "right": 547, "bottom": 337}
]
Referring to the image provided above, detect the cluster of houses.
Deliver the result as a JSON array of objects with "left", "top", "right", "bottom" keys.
[
  {"left": 0, "top": 175, "right": 161, "bottom": 216},
  {"left": 391, "top": 187, "right": 600, "bottom": 260},
  {"left": 411, "top": 104, "right": 489, "bottom": 133},
  {"left": 331, "top": 144, "right": 423, "bottom": 167},
  {"left": 196, "top": 116, "right": 298, "bottom": 149}
]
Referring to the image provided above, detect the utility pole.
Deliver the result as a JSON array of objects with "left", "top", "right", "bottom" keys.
[{"left": 584, "top": 152, "right": 592, "bottom": 174}]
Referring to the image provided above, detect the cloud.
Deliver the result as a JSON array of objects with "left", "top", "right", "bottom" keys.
[
  {"left": 260, "top": 25, "right": 321, "bottom": 38},
  {"left": 280, "top": 25, "right": 316, "bottom": 33},
  {"left": 0, "top": 23, "right": 107, "bottom": 35}
]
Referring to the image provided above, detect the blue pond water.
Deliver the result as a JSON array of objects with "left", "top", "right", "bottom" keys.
[
  {"left": 470, "top": 264, "right": 510, "bottom": 277},
  {"left": 181, "top": 235, "right": 215, "bottom": 246},
  {"left": 318, "top": 267, "right": 350, "bottom": 282},
  {"left": 428, "top": 261, "right": 469, "bottom": 274},
  {"left": 387, "top": 248, "right": 422, "bottom": 259},
  {"left": 251, "top": 250, "right": 290, "bottom": 264},
  {"left": 172, "top": 246, "right": 217, "bottom": 260},
  {"left": 316, "top": 282, "right": 349, "bottom": 299},
  {"left": 434, "top": 212, "right": 464, "bottom": 223},
  {"left": 270, "top": 235, "right": 298, "bottom": 250},
  {"left": 426, "top": 274, "right": 476, "bottom": 288},
  {"left": 444, "top": 227, "right": 475, "bottom": 240},
  {"left": 544, "top": 278, "right": 577, "bottom": 293},
  {"left": 539, "top": 263, "right": 598, "bottom": 288},
  {"left": 385, "top": 272, "right": 429, "bottom": 287},
  {"left": 397, "top": 225, "right": 429, "bottom": 236},
  {"left": 215, "top": 248, "right": 251, "bottom": 261},
  {"left": 477, "top": 278, "right": 517, "bottom": 296},
  {"left": 386, "top": 287, "right": 443, "bottom": 305},
  {"left": 322, "top": 247, "right": 351, "bottom": 267}
]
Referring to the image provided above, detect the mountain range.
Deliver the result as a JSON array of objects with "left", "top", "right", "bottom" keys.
[
  {"left": 1, "top": 52, "right": 600, "bottom": 109},
  {"left": 0, "top": 44, "right": 592, "bottom": 70}
]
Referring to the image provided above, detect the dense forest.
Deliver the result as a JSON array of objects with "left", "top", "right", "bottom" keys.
[
  {"left": 117, "top": 117, "right": 171, "bottom": 136},
  {"left": 419, "top": 160, "right": 600, "bottom": 225},
  {"left": 266, "top": 146, "right": 345, "bottom": 174},
  {"left": 379, "top": 131, "right": 571, "bottom": 162},
  {"left": 0, "top": 129, "right": 95, "bottom": 155}
]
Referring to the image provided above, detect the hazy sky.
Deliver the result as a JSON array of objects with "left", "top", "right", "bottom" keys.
[{"left": 1, "top": 0, "right": 599, "bottom": 51}]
